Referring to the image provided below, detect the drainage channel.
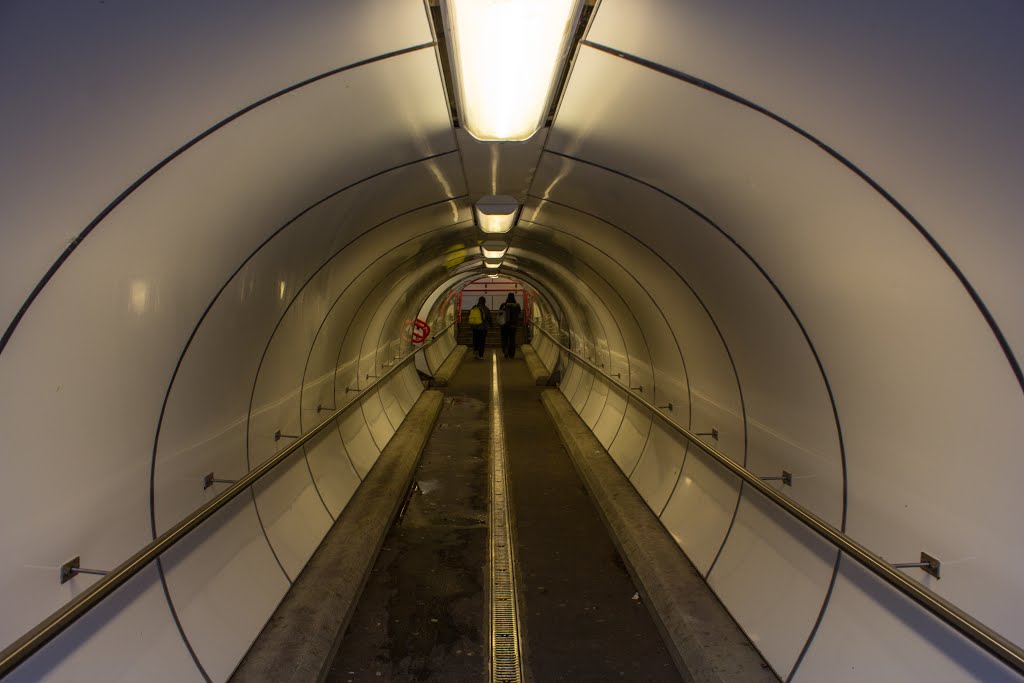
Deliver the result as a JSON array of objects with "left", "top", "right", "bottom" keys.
[{"left": 489, "top": 353, "right": 524, "bottom": 683}]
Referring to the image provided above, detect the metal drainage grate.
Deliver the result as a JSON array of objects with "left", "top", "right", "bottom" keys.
[{"left": 489, "top": 355, "right": 523, "bottom": 683}]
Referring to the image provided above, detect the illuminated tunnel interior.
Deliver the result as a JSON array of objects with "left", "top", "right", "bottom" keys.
[{"left": 1, "top": 1, "right": 1022, "bottom": 681}]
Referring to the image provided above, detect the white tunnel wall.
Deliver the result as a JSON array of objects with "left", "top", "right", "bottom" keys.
[
  {"left": 520, "top": 200, "right": 841, "bottom": 674},
  {"left": 526, "top": 8, "right": 1024, "bottom": 675},
  {"left": 2, "top": 1, "right": 1023, "bottom": 682},
  {"left": 0, "top": 0, "right": 468, "bottom": 671}
]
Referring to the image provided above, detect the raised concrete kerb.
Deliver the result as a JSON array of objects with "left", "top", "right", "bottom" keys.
[
  {"left": 430, "top": 344, "right": 467, "bottom": 387},
  {"left": 230, "top": 390, "right": 445, "bottom": 683},
  {"left": 520, "top": 343, "right": 551, "bottom": 385},
  {"left": 540, "top": 389, "right": 779, "bottom": 683}
]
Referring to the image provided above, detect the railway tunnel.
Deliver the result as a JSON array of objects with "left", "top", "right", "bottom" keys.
[{"left": 1, "top": 1, "right": 1023, "bottom": 681}]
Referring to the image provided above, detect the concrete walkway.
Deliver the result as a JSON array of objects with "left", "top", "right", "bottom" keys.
[
  {"left": 326, "top": 356, "right": 492, "bottom": 681},
  {"left": 501, "top": 356, "right": 681, "bottom": 682},
  {"left": 271, "top": 351, "right": 740, "bottom": 682},
  {"left": 231, "top": 390, "right": 444, "bottom": 683}
]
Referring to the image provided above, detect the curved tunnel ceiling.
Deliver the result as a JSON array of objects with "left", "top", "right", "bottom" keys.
[{"left": 1, "top": 2, "right": 1022, "bottom": 682}]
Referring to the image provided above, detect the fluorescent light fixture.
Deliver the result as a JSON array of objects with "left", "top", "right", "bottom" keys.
[
  {"left": 484, "top": 259, "right": 503, "bottom": 269},
  {"left": 475, "top": 195, "right": 519, "bottom": 234},
  {"left": 444, "top": 0, "right": 583, "bottom": 141},
  {"left": 480, "top": 241, "right": 508, "bottom": 259},
  {"left": 487, "top": 273, "right": 500, "bottom": 279}
]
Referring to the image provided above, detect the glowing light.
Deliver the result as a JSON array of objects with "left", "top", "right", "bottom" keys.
[
  {"left": 445, "top": 0, "right": 582, "bottom": 141},
  {"left": 475, "top": 195, "right": 519, "bottom": 233},
  {"left": 129, "top": 281, "right": 148, "bottom": 315},
  {"left": 480, "top": 240, "right": 508, "bottom": 259},
  {"left": 484, "top": 259, "right": 502, "bottom": 269},
  {"left": 487, "top": 273, "right": 500, "bottom": 279},
  {"left": 278, "top": 281, "right": 286, "bottom": 300}
]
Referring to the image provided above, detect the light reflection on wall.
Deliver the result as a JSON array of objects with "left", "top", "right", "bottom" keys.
[{"left": 130, "top": 280, "right": 149, "bottom": 315}]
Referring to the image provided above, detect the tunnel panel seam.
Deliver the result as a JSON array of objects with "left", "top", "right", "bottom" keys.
[
  {"left": 0, "top": 41, "right": 437, "bottom": 360},
  {"left": 151, "top": 190, "right": 467, "bottom": 675},
  {"left": 510, "top": 230, "right": 654, "bottom": 457},
  {"left": 154, "top": 557, "right": 213, "bottom": 683},
  {"left": 576, "top": 39, "right": 1024, "bottom": 398},
  {"left": 514, "top": 218, "right": 707, "bottom": 514},
  {"left": 244, "top": 205, "right": 468, "bottom": 584},
  {"left": 524, "top": 187, "right": 838, "bottom": 679},
  {"left": 520, "top": 203, "right": 750, "bottom": 546}
]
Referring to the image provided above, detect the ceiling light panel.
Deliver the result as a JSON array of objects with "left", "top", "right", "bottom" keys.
[
  {"left": 445, "top": 0, "right": 583, "bottom": 141},
  {"left": 480, "top": 241, "right": 508, "bottom": 259},
  {"left": 475, "top": 195, "right": 520, "bottom": 233}
]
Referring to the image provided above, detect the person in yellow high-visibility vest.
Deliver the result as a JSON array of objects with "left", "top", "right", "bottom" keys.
[{"left": 468, "top": 296, "right": 492, "bottom": 359}]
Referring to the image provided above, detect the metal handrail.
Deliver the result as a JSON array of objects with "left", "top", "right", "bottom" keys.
[
  {"left": 533, "top": 324, "right": 1024, "bottom": 676},
  {"left": 0, "top": 324, "right": 456, "bottom": 679}
]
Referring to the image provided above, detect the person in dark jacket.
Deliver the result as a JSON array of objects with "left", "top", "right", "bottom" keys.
[
  {"left": 468, "top": 296, "right": 491, "bottom": 359},
  {"left": 498, "top": 293, "right": 522, "bottom": 359}
]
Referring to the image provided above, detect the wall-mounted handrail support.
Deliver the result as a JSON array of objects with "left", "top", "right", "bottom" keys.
[
  {"left": 696, "top": 428, "right": 720, "bottom": 441},
  {"left": 316, "top": 403, "right": 335, "bottom": 413},
  {"left": 202, "top": 473, "right": 238, "bottom": 490},
  {"left": 658, "top": 402, "right": 674, "bottom": 412},
  {"left": 532, "top": 324, "right": 1024, "bottom": 676},
  {"left": 760, "top": 470, "right": 792, "bottom": 487},
  {"left": 274, "top": 430, "right": 300, "bottom": 442},
  {"left": 0, "top": 323, "right": 455, "bottom": 679},
  {"left": 59, "top": 557, "right": 108, "bottom": 585},
  {"left": 892, "top": 552, "right": 941, "bottom": 579}
]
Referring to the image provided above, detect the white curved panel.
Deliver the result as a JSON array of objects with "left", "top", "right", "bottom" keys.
[
  {"left": 250, "top": 455, "right": 333, "bottom": 581},
  {"left": 0, "top": 0, "right": 434, "bottom": 331},
  {"left": 592, "top": 384, "right": 627, "bottom": 448},
  {"left": 359, "top": 387, "right": 396, "bottom": 451},
  {"left": 707, "top": 492, "right": 838, "bottom": 677},
  {"left": 609, "top": 401, "right": 653, "bottom": 474},
  {"left": 628, "top": 422, "right": 685, "bottom": 512},
  {"left": 570, "top": 365, "right": 595, "bottom": 413},
  {"left": 158, "top": 498, "right": 290, "bottom": 679},
  {"left": 391, "top": 366, "right": 419, "bottom": 413},
  {"left": 539, "top": 338, "right": 560, "bottom": 371},
  {"left": 378, "top": 375, "right": 408, "bottom": 429},
  {"left": 560, "top": 358, "right": 584, "bottom": 403},
  {"left": 520, "top": 219, "right": 690, "bottom": 427},
  {"left": 303, "top": 428, "right": 360, "bottom": 519},
  {"left": 580, "top": 373, "right": 611, "bottom": 428},
  {"left": 624, "top": 356, "right": 654, "bottom": 410},
  {"left": 0, "top": 318, "right": 166, "bottom": 648},
  {"left": 552, "top": 44, "right": 1024, "bottom": 641},
  {"left": 336, "top": 407, "right": 380, "bottom": 479},
  {"left": 792, "top": 557, "right": 1020, "bottom": 683},
  {"left": 247, "top": 275, "right": 333, "bottom": 581},
  {"left": 0, "top": 44, "right": 458, "bottom": 650},
  {"left": 659, "top": 450, "right": 741, "bottom": 574},
  {"left": 589, "top": 0, "right": 1024, "bottom": 361},
  {"left": 424, "top": 340, "right": 448, "bottom": 374},
  {"left": 531, "top": 156, "right": 844, "bottom": 526},
  {"left": 405, "top": 361, "right": 428, "bottom": 401},
  {"left": 5, "top": 566, "right": 200, "bottom": 683},
  {"left": 151, "top": 161, "right": 465, "bottom": 677}
]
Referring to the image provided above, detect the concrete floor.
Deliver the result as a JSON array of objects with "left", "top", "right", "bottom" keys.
[
  {"left": 501, "top": 357, "right": 681, "bottom": 682},
  {"left": 327, "top": 358, "right": 491, "bottom": 682},
  {"left": 328, "top": 351, "right": 679, "bottom": 681}
]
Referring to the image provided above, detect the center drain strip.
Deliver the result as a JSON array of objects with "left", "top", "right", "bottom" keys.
[{"left": 489, "top": 353, "right": 524, "bottom": 683}]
